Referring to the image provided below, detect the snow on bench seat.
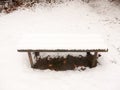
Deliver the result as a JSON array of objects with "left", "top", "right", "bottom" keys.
[{"left": 17, "top": 33, "right": 108, "bottom": 52}]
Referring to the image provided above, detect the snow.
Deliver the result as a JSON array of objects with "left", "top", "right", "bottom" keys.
[
  {"left": 0, "top": 0, "right": 120, "bottom": 90},
  {"left": 17, "top": 33, "right": 108, "bottom": 50}
]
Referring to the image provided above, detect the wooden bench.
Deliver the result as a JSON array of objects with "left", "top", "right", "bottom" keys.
[{"left": 17, "top": 33, "right": 108, "bottom": 68}]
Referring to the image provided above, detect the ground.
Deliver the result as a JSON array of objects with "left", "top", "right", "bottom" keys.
[{"left": 0, "top": 0, "right": 120, "bottom": 90}]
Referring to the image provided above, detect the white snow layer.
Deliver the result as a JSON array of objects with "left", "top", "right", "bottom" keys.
[
  {"left": 0, "top": 0, "right": 120, "bottom": 90},
  {"left": 17, "top": 33, "right": 108, "bottom": 50}
]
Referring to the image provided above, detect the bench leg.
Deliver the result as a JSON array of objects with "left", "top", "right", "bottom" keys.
[
  {"left": 28, "top": 52, "right": 34, "bottom": 68},
  {"left": 92, "top": 52, "right": 98, "bottom": 67},
  {"left": 34, "top": 52, "right": 40, "bottom": 61}
]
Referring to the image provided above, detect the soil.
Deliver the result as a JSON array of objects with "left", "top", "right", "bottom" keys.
[{"left": 33, "top": 54, "right": 98, "bottom": 71}]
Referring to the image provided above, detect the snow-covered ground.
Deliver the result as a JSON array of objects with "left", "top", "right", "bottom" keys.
[{"left": 0, "top": 0, "right": 120, "bottom": 90}]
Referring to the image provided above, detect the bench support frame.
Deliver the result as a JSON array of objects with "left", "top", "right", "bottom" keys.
[
  {"left": 92, "top": 52, "right": 98, "bottom": 67},
  {"left": 28, "top": 52, "right": 33, "bottom": 68},
  {"left": 27, "top": 51, "right": 99, "bottom": 68}
]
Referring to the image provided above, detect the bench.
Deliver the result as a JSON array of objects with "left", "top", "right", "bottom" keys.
[{"left": 17, "top": 33, "right": 108, "bottom": 68}]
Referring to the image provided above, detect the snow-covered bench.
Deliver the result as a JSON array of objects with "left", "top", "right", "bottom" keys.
[{"left": 17, "top": 33, "right": 108, "bottom": 68}]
